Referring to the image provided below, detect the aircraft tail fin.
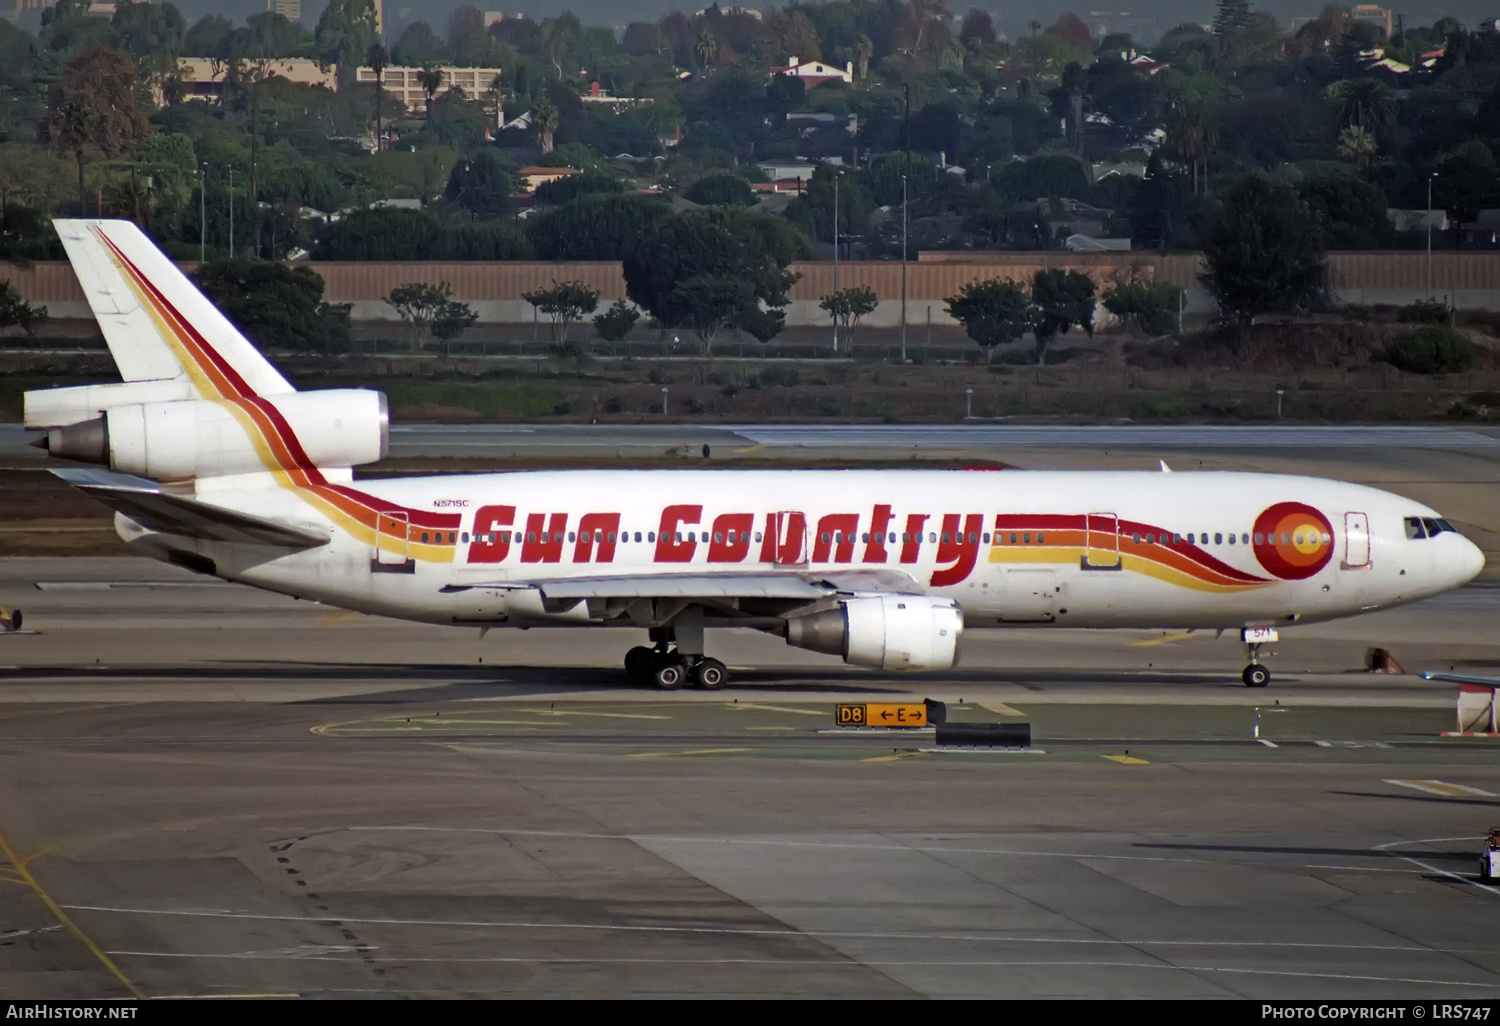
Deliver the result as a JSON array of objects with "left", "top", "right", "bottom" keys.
[{"left": 53, "top": 219, "right": 294, "bottom": 399}]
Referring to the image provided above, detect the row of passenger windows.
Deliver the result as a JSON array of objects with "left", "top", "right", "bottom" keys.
[{"left": 439, "top": 527, "right": 1334, "bottom": 548}]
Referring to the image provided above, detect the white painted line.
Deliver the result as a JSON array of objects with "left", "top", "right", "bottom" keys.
[
  {"left": 1386, "top": 779, "right": 1498, "bottom": 798},
  {"left": 1258, "top": 739, "right": 1278, "bottom": 748}
]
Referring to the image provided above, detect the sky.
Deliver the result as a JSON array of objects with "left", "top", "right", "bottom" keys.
[{"left": 173, "top": 2, "right": 1485, "bottom": 46}]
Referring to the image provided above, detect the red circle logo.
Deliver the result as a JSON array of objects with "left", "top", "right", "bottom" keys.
[{"left": 1253, "top": 502, "right": 1334, "bottom": 580}]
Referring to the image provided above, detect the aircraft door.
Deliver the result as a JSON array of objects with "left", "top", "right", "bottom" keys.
[
  {"left": 1342, "top": 511, "right": 1371, "bottom": 569},
  {"left": 766, "top": 511, "right": 809, "bottom": 566},
  {"left": 375, "top": 511, "right": 410, "bottom": 565},
  {"left": 1083, "top": 513, "right": 1121, "bottom": 569}
]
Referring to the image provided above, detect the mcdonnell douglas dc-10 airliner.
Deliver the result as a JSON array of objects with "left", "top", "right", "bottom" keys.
[{"left": 25, "top": 221, "right": 1485, "bottom": 689}]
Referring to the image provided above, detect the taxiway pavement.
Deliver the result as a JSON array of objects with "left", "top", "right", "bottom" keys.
[{"left": 2, "top": 557, "right": 1499, "bottom": 998}]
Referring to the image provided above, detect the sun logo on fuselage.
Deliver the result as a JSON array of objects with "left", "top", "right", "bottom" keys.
[{"left": 1252, "top": 502, "right": 1334, "bottom": 580}]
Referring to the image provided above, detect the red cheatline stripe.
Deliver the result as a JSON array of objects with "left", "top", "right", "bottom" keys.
[{"left": 95, "top": 228, "right": 255, "bottom": 400}]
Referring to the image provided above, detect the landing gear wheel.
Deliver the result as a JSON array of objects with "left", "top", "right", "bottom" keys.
[
  {"left": 693, "top": 657, "right": 727, "bottom": 690},
  {"left": 1243, "top": 664, "right": 1271, "bottom": 688},
  {"left": 653, "top": 659, "right": 686, "bottom": 691},
  {"left": 624, "top": 646, "right": 654, "bottom": 681}
]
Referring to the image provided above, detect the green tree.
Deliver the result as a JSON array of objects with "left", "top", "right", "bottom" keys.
[
  {"left": 40, "top": 46, "right": 150, "bottom": 217},
  {"left": 313, "top": 208, "right": 534, "bottom": 260},
  {"left": 0, "top": 280, "right": 48, "bottom": 336},
  {"left": 314, "top": 0, "right": 378, "bottom": 81},
  {"left": 1102, "top": 279, "right": 1183, "bottom": 337},
  {"left": 1029, "top": 268, "right": 1096, "bottom": 365},
  {"left": 533, "top": 169, "right": 623, "bottom": 205},
  {"left": 418, "top": 64, "right": 445, "bottom": 121},
  {"left": 109, "top": 1, "right": 186, "bottom": 82},
  {"left": 1165, "top": 101, "right": 1216, "bottom": 196},
  {"left": 531, "top": 96, "right": 559, "bottom": 154},
  {"left": 1297, "top": 166, "right": 1390, "bottom": 249},
  {"left": 443, "top": 149, "right": 514, "bottom": 219},
  {"left": 593, "top": 299, "right": 639, "bottom": 342},
  {"left": 193, "top": 260, "right": 350, "bottom": 353},
  {"left": 522, "top": 279, "right": 601, "bottom": 344},
  {"left": 387, "top": 280, "right": 476, "bottom": 352},
  {"left": 684, "top": 171, "right": 754, "bottom": 207},
  {"left": 526, "top": 193, "right": 671, "bottom": 260},
  {"left": 1337, "top": 125, "right": 1376, "bottom": 168},
  {"left": 818, "top": 285, "right": 878, "bottom": 351},
  {"left": 946, "top": 278, "right": 1031, "bottom": 357},
  {"left": 622, "top": 208, "right": 803, "bottom": 355},
  {"left": 1200, "top": 173, "right": 1326, "bottom": 352}
]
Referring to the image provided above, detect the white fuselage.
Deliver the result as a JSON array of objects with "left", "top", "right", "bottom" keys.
[{"left": 139, "top": 468, "right": 1483, "bottom": 634}]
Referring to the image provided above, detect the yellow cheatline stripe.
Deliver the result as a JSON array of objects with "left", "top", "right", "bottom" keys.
[
  {"left": 628, "top": 747, "right": 751, "bottom": 759},
  {"left": 1131, "top": 631, "right": 1196, "bottom": 648},
  {"left": 1102, "top": 754, "right": 1150, "bottom": 765},
  {"left": 0, "top": 825, "right": 145, "bottom": 999}
]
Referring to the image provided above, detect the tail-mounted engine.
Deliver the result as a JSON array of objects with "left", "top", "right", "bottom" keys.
[
  {"left": 785, "top": 595, "right": 963, "bottom": 670},
  {"left": 33, "top": 389, "right": 388, "bottom": 480}
]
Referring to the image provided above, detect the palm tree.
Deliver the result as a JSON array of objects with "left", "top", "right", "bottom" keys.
[
  {"left": 1327, "top": 78, "right": 1394, "bottom": 132},
  {"left": 1166, "top": 101, "right": 1216, "bottom": 196},
  {"left": 1060, "top": 61, "right": 1088, "bottom": 155},
  {"left": 366, "top": 42, "right": 387, "bottom": 153},
  {"left": 531, "top": 96, "right": 558, "bottom": 154},
  {"left": 853, "top": 35, "right": 873, "bottom": 79},
  {"left": 418, "top": 64, "right": 445, "bottom": 121},
  {"left": 693, "top": 28, "right": 718, "bottom": 71},
  {"left": 47, "top": 98, "right": 93, "bottom": 216},
  {"left": 1338, "top": 124, "right": 1377, "bottom": 168}
]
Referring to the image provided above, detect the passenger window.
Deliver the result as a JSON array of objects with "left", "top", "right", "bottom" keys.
[
  {"left": 929, "top": 532, "right": 937, "bottom": 543},
  {"left": 567, "top": 532, "right": 575, "bottom": 543},
  {"left": 1187, "top": 533, "right": 1195, "bottom": 544},
  {"left": 888, "top": 533, "right": 897, "bottom": 543},
  {"left": 1173, "top": 534, "right": 1182, "bottom": 544},
  {"left": 754, "top": 532, "right": 762, "bottom": 542},
  {"left": 648, "top": 532, "right": 655, "bottom": 542},
  {"left": 861, "top": 532, "right": 869, "bottom": 543},
  {"left": 1009, "top": 533, "right": 1017, "bottom": 544},
  {"left": 941, "top": 533, "right": 950, "bottom": 544},
  {"left": 1132, "top": 533, "right": 1140, "bottom": 544},
  {"left": 822, "top": 532, "right": 831, "bottom": 543},
  {"left": 969, "top": 532, "right": 978, "bottom": 544},
  {"left": 983, "top": 533, "right": 990, "bottom": 544},
  {"left": 1214, "top": 533, "right": 1222, "bottom": 545},
  {"left": 1228, "top": 533, "right": 1235, "bottom": 545},
  {"left": 1036, "top": 532, "right": 1044, "bottom": 544},
  {"left": 461, "top": 532, "right": 469, "bottom": 543},
  {"left": 1243, "top": 534, "right": 1249, "bottom": 544},
  {"left": 1023, "top": 532, "right": 1031, "bottom": 544},
  {"left": 714, "top": 532, "right": 723, "bottom": 544},
  {"left": 1254, "top": 533, "right": 1263, "bottom": 545},
  {"left": 608, "top": 532, "right": 616, "bottom": 542},
  {"left": 635, "top": 532, "right": 643, "bottom": 542}
]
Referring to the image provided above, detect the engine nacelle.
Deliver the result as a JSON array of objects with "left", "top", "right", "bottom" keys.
[
  {"left": 785, "top": 595, "right": 962, "bottom": 670},
  {"left": 38, "top": 389, "right": 387, "bottom": 480}
]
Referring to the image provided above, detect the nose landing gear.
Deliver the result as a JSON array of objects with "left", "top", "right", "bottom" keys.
[{"left": 1240, "top": 628, "right": 1277, "bottom": 688}]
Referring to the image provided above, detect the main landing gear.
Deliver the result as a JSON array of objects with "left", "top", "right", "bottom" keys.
[
  {"left": 624, "top": 645, "right": 727, "bottom": 690},
  {"left": 624, "top": 612, "right": 728, "bottom": 690}
]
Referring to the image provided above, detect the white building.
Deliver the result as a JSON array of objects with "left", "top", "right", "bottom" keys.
[
  {"left": 176, "top": 57, "right": 337, "bottom": 100},
  {"left": 769, "top": 56, "right": 854, "bottom": 86},
  {"left": 354, "top": 66, "right": 506, "bottom": 112}
]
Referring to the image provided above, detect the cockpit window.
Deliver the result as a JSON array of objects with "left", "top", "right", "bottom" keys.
[
  {"left": 1423, "top": 517, "right": 1445, "bottom": 537},
  {"left": 1407, "top": 516, "right": 1460, "bottom": 539},
  {"left": 1405, "top": 516, "right": 1427, "bottom": 540}
]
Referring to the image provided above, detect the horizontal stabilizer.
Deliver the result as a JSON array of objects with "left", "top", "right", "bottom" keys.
[{"left": 52, "top": 468, "right": 328, "bottom": 548}]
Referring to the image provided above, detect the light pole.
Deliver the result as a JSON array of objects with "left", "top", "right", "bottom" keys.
[
  {"left": 965, "top": 387, "right": 973, "bottom": 419},
  {"left": 900, "top": 173, "right": 908, "bottom": 363},
  {"left": 1276, "top": 388, "right": 1285, "bottom": 419},
  {"left": 227, "top": 164, "right": 235, "bottom": 259},
  {"left": 199, "top": 162, "right": 207, "bottom": 263},
  {"left": 1427, "top": 171, "right": 1437, "bottom": 300},
  {"left": 661, "top": 386, "right": 669, "bottom": 417},
  {"left": 832, "top": 169, "right": 839, "bottom": 354}
]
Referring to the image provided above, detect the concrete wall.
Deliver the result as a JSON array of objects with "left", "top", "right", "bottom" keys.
[{"left": 6, "top": 252, "right": 1499, "bottom": 326}]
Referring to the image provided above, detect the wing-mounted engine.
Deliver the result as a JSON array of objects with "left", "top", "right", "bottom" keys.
[
  {"left": 31, "top": 389, "right": 388, "bottom": 480},
  {"left": 785, "top": 595, "right": 963, "bottom": 670}
]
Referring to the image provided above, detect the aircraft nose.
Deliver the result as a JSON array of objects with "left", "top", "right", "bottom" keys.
[{"left": 1453, "top": 536, "right": 1486, "bottom": 585}]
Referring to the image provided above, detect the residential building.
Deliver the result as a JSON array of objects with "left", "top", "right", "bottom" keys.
[
  {"left": 176, "top": 57, "right": 337, "bottom": 100},
  {"left": 267, "top": 0, "right": 300, "bottom": 20},
  {"left": 769, "top": 56, "right": 854, "bottom": 86},
  {"left": 515, "top": 166, "right": 581, "bottom": 193},
  {"left": 1349, "top": 4, "right": 1392, "bottom": 37},
  {"left": 580, "top": 80, "right": 652, "bottom": 111},
  {"left": 354, "top": 66, "right": 506, "bottom": 112}
]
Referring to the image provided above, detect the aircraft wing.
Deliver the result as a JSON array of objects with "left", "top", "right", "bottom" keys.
[
  {"left": 447, "top": 569, "right": 925, "bottom": 601},
  {"left": 52, "top": 468, "right": 330, "bottom": 548}
]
